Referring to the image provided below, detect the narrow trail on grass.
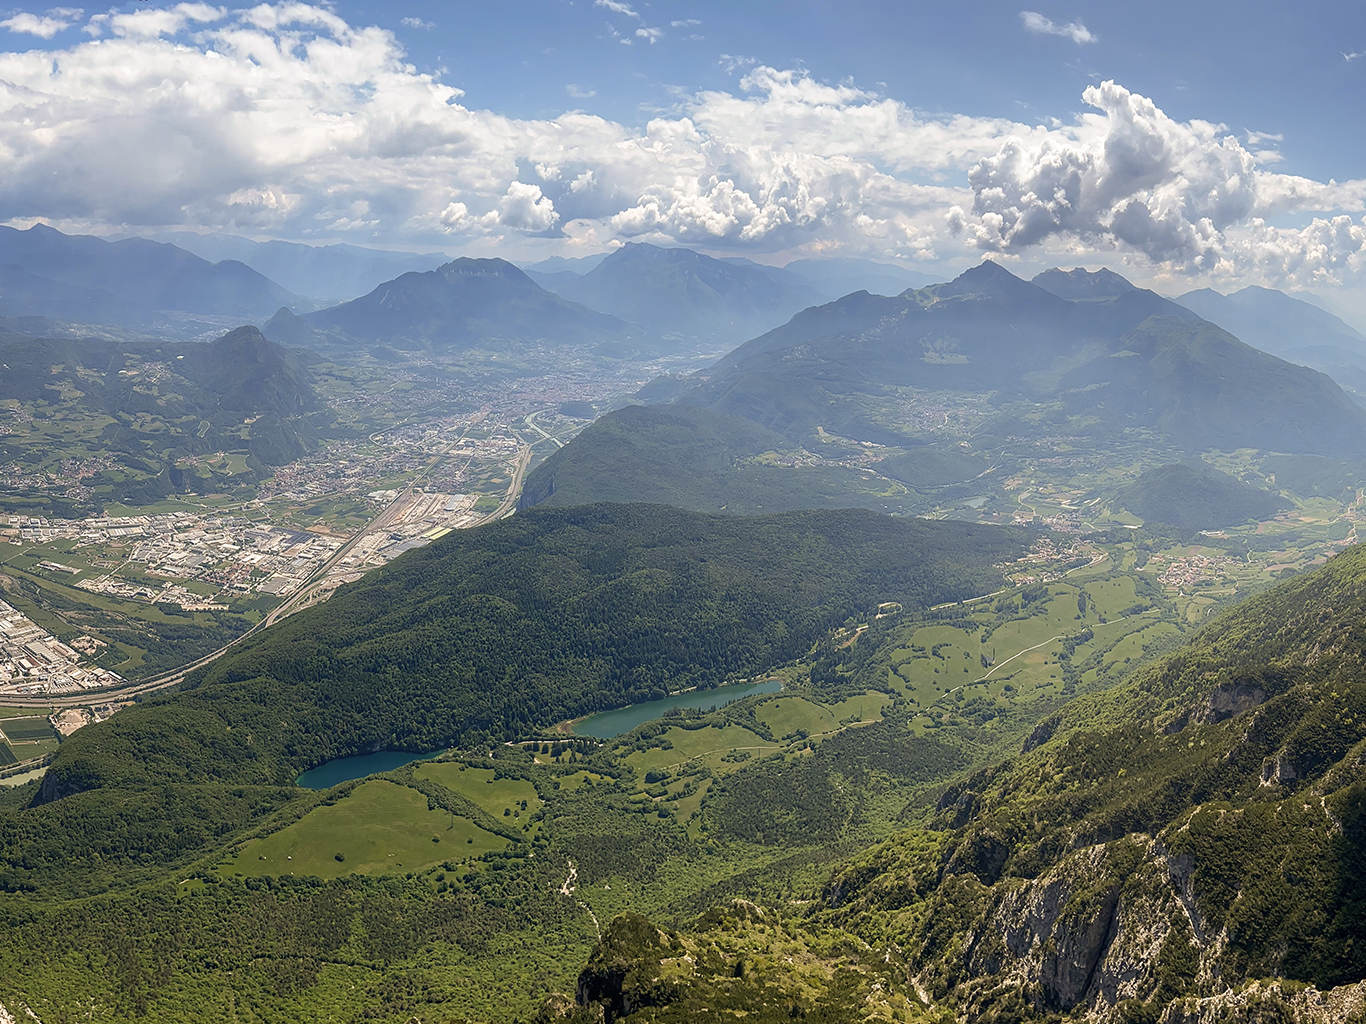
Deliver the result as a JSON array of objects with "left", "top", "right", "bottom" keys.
[{"left": 558, "top": 859, "right": 601, "bottom": 940}]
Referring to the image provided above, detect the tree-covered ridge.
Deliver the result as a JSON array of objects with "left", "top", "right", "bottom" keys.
[
  {"left": 519, "top": 405, "right": 902, "bottom": 515},
  {"left": 1115, "top": 462, "right": 1288, "bottom": 532},
  {"left": 40, "top": 503, "right": 1028, "bottom": 797}
]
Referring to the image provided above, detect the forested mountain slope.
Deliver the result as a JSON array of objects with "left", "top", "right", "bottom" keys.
[
  {"left": 39, "top": 504, "right": 1027, "bottom": 800},
  {"left": 570, "top": 543, "right": 1366, "bottom": 1023},
  {"left": 1116, "top": 462, "right": 1289, "bottom": 531},
  {"left": 0, "top": 326, "right": 320, "bottom": 508},
  {"left": 291, "top": 257, "right": 643, "bottom": 354},
  {"left": 519, "top": 404, "right": 905, "bottom": 514}
]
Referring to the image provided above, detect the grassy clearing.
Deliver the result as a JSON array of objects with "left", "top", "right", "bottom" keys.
[
  {"left": 556, "top": 770, "right": 610, "bottom": 793},
  {"left": 414, "top": 763, "right": 540, "bottom": 818},
  {"left": 623, "top": 724, "right": 777, "bottom": 776},
  {"left": 0, "top": 706, "right": 54, "bottom": 719},
  {"left": 757, "top": 697, "right": 836, "bottom": 738},
  {"left": 228, "top": 780, "right": 507, "bottom": 880}
]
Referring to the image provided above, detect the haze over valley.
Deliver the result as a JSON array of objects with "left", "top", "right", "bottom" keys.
[{"left": 2, "top": 3, "right": 1366, "bottom": 1022}]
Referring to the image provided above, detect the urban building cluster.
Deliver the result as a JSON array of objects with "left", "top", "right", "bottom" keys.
[{"left": 0, "top": 598, "right": 122, "bottom": 696}]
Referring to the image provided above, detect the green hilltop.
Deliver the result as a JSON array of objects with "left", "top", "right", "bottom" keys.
[{"left": 1116, "top": 462, "right": 1289, "bottom": 532}]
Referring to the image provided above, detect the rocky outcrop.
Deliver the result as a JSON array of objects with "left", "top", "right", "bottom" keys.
[
  {"left": 1158, "top": 980, "right": 1366, "bottom": 1024},
  {"left": 946, "top": 835, "right": 1212, "bottom": 1018}
]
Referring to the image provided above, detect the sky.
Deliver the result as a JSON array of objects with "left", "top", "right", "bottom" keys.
[{"left": 0, "top": 0, "right": 1364, "bottom": 313}]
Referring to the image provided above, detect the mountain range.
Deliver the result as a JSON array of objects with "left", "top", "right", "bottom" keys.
[
  {"left": 520, "top": 262, "right": 1366, "bottom": 518},
  {"left": 542, "top": 243, "right": 824, "bottom": 345},
  {"left": 0, "top": 224, "right": 300, "bottom": 321},
  {"left": 155, "top": 232, "right": 450, "bottom": 302}
]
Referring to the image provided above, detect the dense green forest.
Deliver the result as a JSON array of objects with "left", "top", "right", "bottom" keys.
[
  {"left": 519, "top": 405, "right": 905, "bottom": 515},
  {"left": 9, "top": 506, "right": 1366, "bottom": 1022},
  {"left": 1115, "top": 461, "right": 1288, "bottom": 531},
  {"left": 39, "top": 503, "right": 1027, "bottom": 795}
]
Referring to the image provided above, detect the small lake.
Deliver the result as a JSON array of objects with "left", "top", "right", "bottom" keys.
[
  {"left": 296, "top": 749, "right": 445, "bottom": 790},
  {"left": 572, "top": 679, "right": 784, "bottom": 739}
]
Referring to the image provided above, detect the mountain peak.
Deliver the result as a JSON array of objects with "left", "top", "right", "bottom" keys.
[
  {"left": 936, "top": 259, "right": 1047, "bottom": 303},
  {"left": 436, "top": 256, "right": 532, "bottom": 282},
  {"left": 1032, "top": 266, "right": 1137, "bottom": 300}
]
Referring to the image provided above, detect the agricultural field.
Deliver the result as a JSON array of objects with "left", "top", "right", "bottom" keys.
[{"left": 0, "top": 714, "right": 59, "bottom": 760}]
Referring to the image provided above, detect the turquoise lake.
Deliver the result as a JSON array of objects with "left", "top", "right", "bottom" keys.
[
  {"left": 572, "top": 679, "right": 784, "bottom": 739},
  {"left": 296, "top": 749, "right": 445, "bottom": 789}
]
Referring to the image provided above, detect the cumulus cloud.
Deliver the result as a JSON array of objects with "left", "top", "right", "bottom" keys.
[
  {"left": 635, "top": 26, "right": 662, "bottom": 43},
  {"left": 497, "top": 182, "right": 559, "bottom": 232},
  {"left": 948, "top": 80, "right": 1366, "bottom": 284},
  {"left": 1, "top": 7, "right": 82, "bottom": 37},
  {"left": 566, "top": 83, "right": 596, "bottom": 98},
  {"left": 400, "top": 17, "right": 433, "bottom": 30},
  {"left": 0, "top": 3, "right": 1361, "bottom": 291},
  {"left": 1020, "top": 11, "right": 1097, "bottom": 44}
]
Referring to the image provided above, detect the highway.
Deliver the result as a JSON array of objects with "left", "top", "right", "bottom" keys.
[{"left": 0, "top": 440, "right": 535, "bottom": 712}]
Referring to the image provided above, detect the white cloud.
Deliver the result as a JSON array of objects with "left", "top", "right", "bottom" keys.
[
  {"left": 0, "top": 3, "right": 1360, "bottom": 293},
  {"left": 1, "top": 7, "right": 82, "bottom": 38},
  {"left": 1345, "top": 50, "right": 1365, "bottom": 62},
  {"left": 670, "top": 18, "right": 701, "bottom": 28},
  {"left": 400, "top": 17, "right": 433, "bottom": 30},
  {"left": 949, "top": 80, "right": 1366, "bottom": 285},
  {"left": 1020, "top": 11, "right": 1097, "bottom": 45},
  {"left": 594, "top": 0, "right": 639, "bottom": 18},
  {"left": 497, "top": 182, "right": 559, "bottom": 232},
  {"left": 635, "top": 26, "right": 662, "bottom": 44},
  {"left": 566, "top": 83, "right": 596, "bottom": 99}
]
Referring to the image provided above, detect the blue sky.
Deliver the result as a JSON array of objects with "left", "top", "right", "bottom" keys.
[
  {"left": 370, "top": 0, "right": 1366, "bottom": 183},
  {"left": 0, "top": 0, "right": 1363, "bottom": 310}
]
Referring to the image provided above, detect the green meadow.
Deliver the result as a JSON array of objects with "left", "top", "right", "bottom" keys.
[{"left": 227, "top": 780, "right": 508, "bottom": 880}]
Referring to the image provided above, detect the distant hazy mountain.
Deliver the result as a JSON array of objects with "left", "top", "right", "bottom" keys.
[
  {"left": 1116, "top": 462, "right": 1289, "bottom": 532},
  {"left": 1176, "top": 285, "right": 1366, "bottom": 399},
  {"left": 291, "top": 257, "right": 641, "bottom": 353},
  {"left": 157, "top": 232, "right": 449, "bottom": 302},
  {"left": 0, "top": 224, "right": 300, "bottom": 317},
  {"left": 782, "top": 257, "right": 940, "bottom": 298},
  {"left": 1032, "top": 266, "right": 1136, "bottom": 299},
  {"left": 689, "top": 262, "right": 1366, "bottom": 455},
  {"left": 0, "top": 263, "right": 148, "bottom": 326},
  {"left": 521, "top": 253, "right": 610, "bottom": 275},
  {"left": 543, "top": 243, "right": 823, "bottom": 344}
]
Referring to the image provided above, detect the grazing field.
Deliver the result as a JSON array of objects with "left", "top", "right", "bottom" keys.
[
  {"left": 227, "top": 780, "right": 508, "bottom": 879},
  {"left": 623, "top": 723, "right": 779, "bottom": 776},
  {"left": 414, "top": 763, "right": 541, "bottom": 819}
]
